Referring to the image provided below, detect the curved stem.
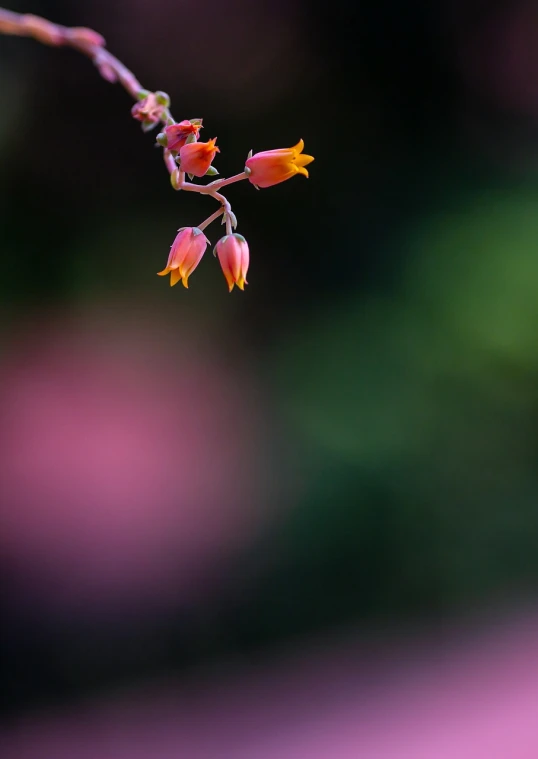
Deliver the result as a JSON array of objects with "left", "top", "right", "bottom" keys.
[
  {"left": 0, "top": 7, "right": 249, "bottom": 235},
  {"left": 0, "top": 7, "right": 143, "bottom": 98}
]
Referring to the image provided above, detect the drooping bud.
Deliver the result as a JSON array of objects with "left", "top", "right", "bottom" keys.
[
  {"left": 215, "top": 233, "right": 249, "bottom": 292},
  {"left": 157, "top": 227, "right": 209, "bottom": 288}
]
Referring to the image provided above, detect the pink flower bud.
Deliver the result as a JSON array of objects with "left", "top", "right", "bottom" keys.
[
  {"left": 215, "top": 234, "right": 249, "bottom": 292},
  {"left": 157, "top": 227, "right": 209, "bottom": 288},
  {"left": 179, "top": 138, "right": 219, "bottom": 178},
  {"left": 245, "top": 139, "right": 314, "bottom": 188},
  {"left": 164, "top": 120, "right": 202, "bottom": 152},
  {"left": 97, "top": 63, "right": 117, "bottom": 83},
  {"left": 131, "top": 93, "right": 165, "bottom": 125}
]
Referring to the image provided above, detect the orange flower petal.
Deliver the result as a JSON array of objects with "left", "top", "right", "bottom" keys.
[{"left": 170, "top": 269, "right": 181, "bottom": 287}]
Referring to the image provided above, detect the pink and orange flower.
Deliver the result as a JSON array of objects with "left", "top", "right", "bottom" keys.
[
  {"left": 245, "top": 139, "right": 314, "bottom": 188},
  {"left": 131, "top": 93, "right": 165, "bottom": 124},
  {"left": 179, "top": 138, "right": 219, "bottom": 177},
  {"left": 157, "top": 226, "right": 209, "bottom": 288},
  {"left": 215, "top": 233, "right": 249, "bottom": 292},
  {"left": 164, "top": 120, "right": 202, "bottom": 152}
]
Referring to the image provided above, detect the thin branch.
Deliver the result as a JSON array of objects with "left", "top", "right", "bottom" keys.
[{"left": 0, "top": 8, "right": 143, "bottom": 97}]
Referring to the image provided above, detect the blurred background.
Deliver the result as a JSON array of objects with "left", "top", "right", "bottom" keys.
[{"left": 1, "top": 0, "right": 538, "bottom": 756}]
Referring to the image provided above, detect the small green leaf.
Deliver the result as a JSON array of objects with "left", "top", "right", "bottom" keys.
[{"left": 155, "top": 90, "right": 170, "bottom": 106}]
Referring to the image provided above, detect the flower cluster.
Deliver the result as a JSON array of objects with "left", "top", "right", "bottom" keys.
[
  {"left": 151, "top": 111, "right": 314, "bottom": 291},
  {"left": 0, "top": 7, "right": 315, "bottom": 293}
]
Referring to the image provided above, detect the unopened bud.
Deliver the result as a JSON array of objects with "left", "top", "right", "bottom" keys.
[
  {"left": 132, "top": 93, "right": 166, "bottom": 126},
  {"left": 136, "top": 89, "right": 151, "bottom": 101},
  {"left": 156, "top": 132, "right": 168, "bottom": 147},
  {"left": 215, "top": 233, "right": 249, "bottom": 292},
  {"left": 96, "top": 61, "right": 117, "bottom": 83}
]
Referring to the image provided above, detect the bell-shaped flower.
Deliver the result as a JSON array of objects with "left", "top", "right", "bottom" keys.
[
  {"left": 215, "top": 233, "right": 249, "bottom": 292},
  {"left": 157, "top": 227, "right": 209, "bottom": 288},
  {"left": 179, "top": 138, "right": 219, "bottom": 177},
  {"left": 245, "top": 139, "right": 314, "bottom": 188}
]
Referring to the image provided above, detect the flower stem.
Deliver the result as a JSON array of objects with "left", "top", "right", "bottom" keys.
[
  {"left": 198, "top": 207, "right": 224, "bottom": 232},
  {"left": 163, "top": 149, "right": 177, "bottom": 176},
  {"left": 0, "top": 7, "right": 145, "bottom": 98},
  {"left": 208, "top": 171, "right": 249, "bottom": 192},
  {"left": 0, "top": 6, "right": 247, "bottom": 235}
]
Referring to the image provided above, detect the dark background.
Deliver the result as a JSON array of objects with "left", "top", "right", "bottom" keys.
[{"left": 1, "top": 0, "right": 538, "bottom": 722}]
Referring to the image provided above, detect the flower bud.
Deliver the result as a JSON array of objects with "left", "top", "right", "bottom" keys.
[
  {"left": 164, "top": 120, "right": 201, "bottom": 152},
  {"left": 170, "top": 169, "right": 181, "bottom": 190},
  {"left": 215, "top": 234, "right": 249, "bottom": 292},
  {"left": 131, "top": 93, "right": 165, "bottom": 125},
  {"left": 157, "top": 227, "right": 209, "bottom": 288},
  {"left": 179, "top": 138, "right": 219, "bottom": 178},
  {"left": 96, "top": 61, "right": 117, "bottom": 83}
]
